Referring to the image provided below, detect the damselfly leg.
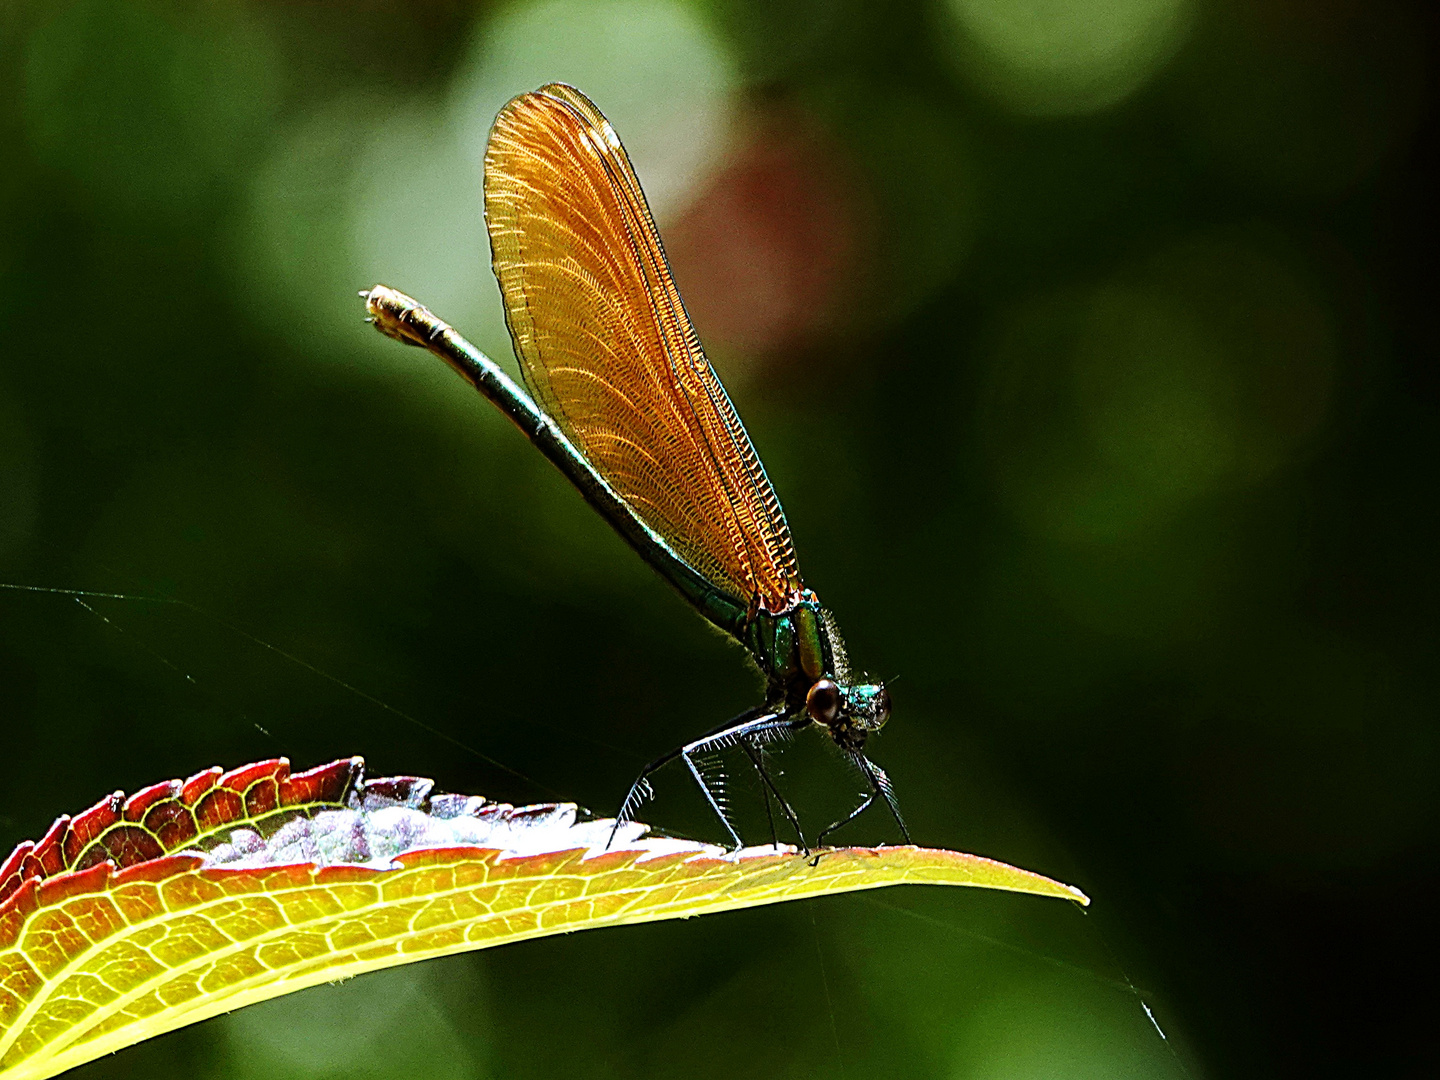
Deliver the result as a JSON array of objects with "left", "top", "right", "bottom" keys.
[
  {"left": 611, "top": 708, "right": 807, "bottom": 852},
  {"left": 815, "top": 752, "right": 911, "bottom": 853}
]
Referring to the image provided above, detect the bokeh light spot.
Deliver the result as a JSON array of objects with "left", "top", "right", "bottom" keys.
[
  {"left": 348, "top": 106, "right": 493, "bottom": 356},
  {"left": 663, "top": 109, "right": 862, "bottom": 362},
  {"left": 236, "top": 0, "right": 739, "bottom": 375},
  {"left": 232, "top": 93, "right": 398, "bottom": 360},
  {"left": 450, "top": 0, "right": 739, "bottom": 221},
  {"left": 938, "top": 0, "right": 1193, "bottom": 116},
  {"left": 219, "top": 961, "right": 484, "bottom": 1079}
]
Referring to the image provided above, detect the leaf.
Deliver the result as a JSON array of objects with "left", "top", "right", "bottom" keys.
[{"left": 0, "top": 757, "right": 1085, "bottom": 1079}]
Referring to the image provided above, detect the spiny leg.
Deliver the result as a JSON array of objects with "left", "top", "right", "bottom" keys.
[
  {"left": 740, "top": 736, "right": 809, "bottom": 854},
  {"left": 815, "top": 790, "right": 874, "bottom": 854},
  {"left": 753, "top": 749, "right": 778, "bottom": 849},
  {"left": 866, "top": 754, "right": 911, "bottom": 844},
  {"left": 611, "top": 748, "right": 679, "bottom": 848},
  {"left": 684, "top": 749, "right": 741, "bottom": 850},
  {"left": 676, "top": 712, "right": 801, "bottom": 851},
  {"left": 815, "top": 752, "right": 911, "bottom": 851},
  {"left": 609, "top": 706, "right": 778, "bottom": 850},
  {"left": 741, "top": 739, "right": 780, "bottom": 849}
]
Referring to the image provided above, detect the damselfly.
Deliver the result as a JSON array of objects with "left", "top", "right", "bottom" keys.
[{"left": 364, "top": 84, "right": 907, "bottom": 852}]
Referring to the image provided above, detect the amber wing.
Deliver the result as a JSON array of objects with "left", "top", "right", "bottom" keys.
[{"left": 484, "top": 84, "right": 801, "bottom": 615}]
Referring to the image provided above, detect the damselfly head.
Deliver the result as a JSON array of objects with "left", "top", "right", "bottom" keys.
[
  {"left": 808, "top": 676, "right": 890, "bottom": 750},
  {"left": 842, "top": 682, "right": 891, "bottom": 733}
]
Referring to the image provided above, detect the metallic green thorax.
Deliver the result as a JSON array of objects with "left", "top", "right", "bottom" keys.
[{"left": 746, "top": 594, "right": 831, "bottom": 697}]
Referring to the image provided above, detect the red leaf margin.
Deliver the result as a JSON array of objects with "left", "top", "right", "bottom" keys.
[{"left": 0, "top": 757, "right": 1086, "bottom": 1079}]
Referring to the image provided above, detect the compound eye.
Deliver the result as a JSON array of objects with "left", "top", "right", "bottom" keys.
[
  {"left": 874, "top": 686, "right": 892, "bottom": 725},
  {"left": 806, "top": 679, "right": 841, "bottom": 725}
]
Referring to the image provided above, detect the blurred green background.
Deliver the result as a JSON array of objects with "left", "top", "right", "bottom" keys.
[{"left": 1, "top": 0, "right": 1435, "bottom": 1076}]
